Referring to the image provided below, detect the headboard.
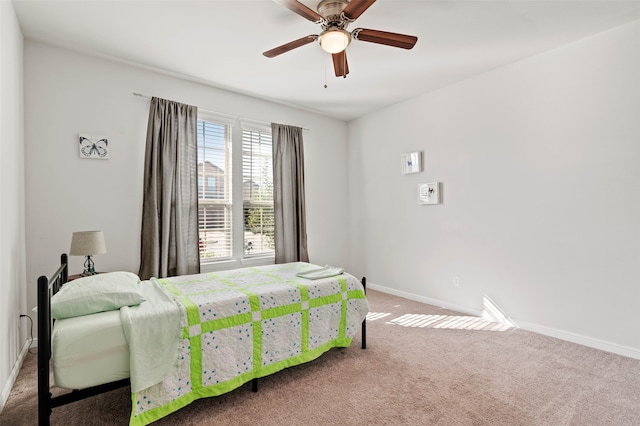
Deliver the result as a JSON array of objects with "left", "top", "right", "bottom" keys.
[{"left": 37, "top": 253, "right": 68, "bottom": 425}]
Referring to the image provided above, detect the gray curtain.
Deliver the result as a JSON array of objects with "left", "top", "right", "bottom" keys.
[
  {"left": 271, "top": 123, "right": 309, "bottom": 264},
  {"left": 139, "top": 97, "right": 200, "bottom": 279}
]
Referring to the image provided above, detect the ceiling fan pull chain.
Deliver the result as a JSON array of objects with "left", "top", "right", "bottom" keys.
[{"left": 324, "top": 61, "right": 328, "bottom": 88}]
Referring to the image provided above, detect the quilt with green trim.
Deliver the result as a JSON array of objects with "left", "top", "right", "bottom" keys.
[{"left": 128, "top": 262, "right": 369, "bottom": 426}]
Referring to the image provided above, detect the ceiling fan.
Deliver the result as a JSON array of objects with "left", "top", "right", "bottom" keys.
[{"left": 263, "top": 0, "right": 418, "bottom": 78}]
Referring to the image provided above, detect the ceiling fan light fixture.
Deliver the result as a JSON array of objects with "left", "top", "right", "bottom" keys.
[{"left": 319, "top": 29, "right": 351, "bottom": 54}]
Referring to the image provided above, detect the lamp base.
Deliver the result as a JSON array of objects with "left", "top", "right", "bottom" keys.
[{"left": 83, "top": 255, "right": 96, "bottom": 275}]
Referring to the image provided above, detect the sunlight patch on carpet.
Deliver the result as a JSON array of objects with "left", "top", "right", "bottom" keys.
[
  {"left": 386, "top": 314, "right": 513, "bottom": 331},
  {"left": 367, "top": 311, "right": 514, "bottom": 331},
  {"left": 366, "top": 312, "right": 392, "bottom": 321},
  {"left": 365, "top": 294, "right": 516, "bottom": 331}
]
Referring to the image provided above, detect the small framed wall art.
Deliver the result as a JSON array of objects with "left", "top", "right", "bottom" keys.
[
  {"left": 401, "top": 151, "right": 422, "bottom": 174},
  {"left": 418, "top": 182, "right": 440, "bottom": 205},
  {"left": 78, "top": 133, "right": 110, "bottom": 159}
]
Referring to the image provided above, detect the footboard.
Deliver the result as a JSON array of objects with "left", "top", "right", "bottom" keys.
[{"left": 361, "top": 276, "right": 367, "bottom": 349}]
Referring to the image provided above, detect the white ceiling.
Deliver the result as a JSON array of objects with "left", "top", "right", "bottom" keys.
[{"left": 12, "top": 0, "right": 640, "bottom": 121}]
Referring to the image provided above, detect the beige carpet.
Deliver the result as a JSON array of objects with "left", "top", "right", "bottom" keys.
[{"left": 2, "top": 289, "right": 640, "bottom": 425}]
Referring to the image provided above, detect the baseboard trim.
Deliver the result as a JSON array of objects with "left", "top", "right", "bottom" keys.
[
  {"left": 0, "top": 339, "right": 31, "bottom": 414},
  {"left": 514, "top": 320, "right": 640, "bottom": 360},
  {"left": 367, "top": 282, "right": 640, "bottom": 360}
]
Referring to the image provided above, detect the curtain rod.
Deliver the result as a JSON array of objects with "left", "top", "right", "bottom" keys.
[{"left": 133, "top": 92, "right": 309, "bottom": 131}]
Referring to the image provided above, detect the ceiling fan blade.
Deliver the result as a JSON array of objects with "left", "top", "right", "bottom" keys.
[
  {"left": 332, "top": 51, "right": 349, "bottom": 78},
  {"left": 263, "top": 35, "right": 318, "bottom": 58},
  {"left": 352, "top": 28, "right": 418, "bottom": 49},
  {"left": 274, "top": 0, "right": 323, "bottom": 23},
  {"left": 342, "top": 0, "right": 377, "bottom": 21}
]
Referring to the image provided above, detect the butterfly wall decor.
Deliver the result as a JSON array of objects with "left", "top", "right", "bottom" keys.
[
  {"left": 418, "top": 182, "right": 440, "bottom": 205},
  {"left": 78, "top": 133, "right": 109, "bottom": 159},
  {"left": 401, "top": 151, "right": 422, "bottom": 174}
]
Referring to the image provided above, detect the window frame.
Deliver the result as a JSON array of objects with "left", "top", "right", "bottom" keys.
[{"left": 197, "top": 113, "right": 275, "bottom": 272}]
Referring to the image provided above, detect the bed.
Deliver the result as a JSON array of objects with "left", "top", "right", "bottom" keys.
[{"left": 38, "top": 254, "right": 369, "bottom": 425}]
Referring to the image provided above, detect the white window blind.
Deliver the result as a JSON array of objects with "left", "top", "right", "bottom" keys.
[
  {"left": 197, "top": 119, "right": 232, "bottom": 260},
  {"left": 242, "top": 128, "right": 274, "bottom": 257}
]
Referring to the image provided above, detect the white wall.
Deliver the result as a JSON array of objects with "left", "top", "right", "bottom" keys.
[
  {"left": 0, "top": 0, "right": 27, "bottom": 411},
  {"left": 348, "top": 20, "right": 640, "bottom": 357},
  {"left": 24, "top": 41, "right": 349, "bottom": 332}
]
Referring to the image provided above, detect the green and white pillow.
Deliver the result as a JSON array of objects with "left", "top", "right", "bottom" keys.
[{"left": 51, "top": 271, "right": 145, "bottom": 319}]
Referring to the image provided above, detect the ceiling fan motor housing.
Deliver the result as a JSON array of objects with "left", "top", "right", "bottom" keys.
[{"left": 318, "top": 0, "right": 350, "bottom": 28}]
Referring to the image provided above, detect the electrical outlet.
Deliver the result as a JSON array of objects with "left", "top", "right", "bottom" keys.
[
  {"left": 452, "top": 275, "right": 460, "bottom": 287},
  {"left": 18, "top": 314, "right": 27, "bottom": 331}
]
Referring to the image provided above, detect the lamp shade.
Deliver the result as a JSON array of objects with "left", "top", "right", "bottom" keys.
[
  {"left": 319, "top": 29, "right": 351, "bottom": 54},
  {"left": 69, "top": 231, "right": 107, "bottom": 256}
]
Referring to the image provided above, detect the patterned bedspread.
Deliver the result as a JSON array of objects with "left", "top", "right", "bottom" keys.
[{"left": 128, "top": 262, "right": 369, "bottom": 426}]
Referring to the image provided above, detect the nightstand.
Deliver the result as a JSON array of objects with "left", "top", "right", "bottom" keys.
[{"left": 67, "top": 272, "right": 103, "bottom": 282}]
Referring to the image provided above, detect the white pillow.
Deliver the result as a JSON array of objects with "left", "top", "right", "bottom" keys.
[{"left": 51, "top": 271, "right": 145, "bottom": 319}]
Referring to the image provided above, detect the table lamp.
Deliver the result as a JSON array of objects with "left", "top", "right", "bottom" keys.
[{"left": 69, "top": 230, "right": 107, "bottom": 275}]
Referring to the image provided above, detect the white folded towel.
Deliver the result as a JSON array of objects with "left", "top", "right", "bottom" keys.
[{"left": 296, "top": 265, "right": 344, "bottom": 280}]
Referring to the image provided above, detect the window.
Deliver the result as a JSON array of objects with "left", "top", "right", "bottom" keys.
[
  {"left": 242, "top": 129, "right": 274, "bottom": 257},
  {"left": 197, "top": 119, "right": 232, "bottom": 260},
  {"left": 197, "top": 116, "right": 274, "bottom": 266}
]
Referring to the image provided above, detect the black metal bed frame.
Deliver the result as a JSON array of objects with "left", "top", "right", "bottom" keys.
[{"left": 37, "top": 253, "right": 367, "bottom": 425}]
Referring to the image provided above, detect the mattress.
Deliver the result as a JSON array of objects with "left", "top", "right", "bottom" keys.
[{"left": 52, "top": 309, "right": 130, "bottom": 389}]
